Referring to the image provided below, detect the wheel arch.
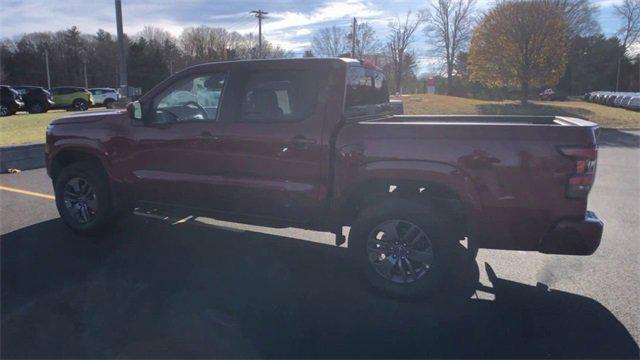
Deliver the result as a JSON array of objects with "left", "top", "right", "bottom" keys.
[
  {"left": 333, "top": 160, "right": 483, "bottom": 242},
  {"left": 50, "top": 147, "right": 107, "bottom": 182}
]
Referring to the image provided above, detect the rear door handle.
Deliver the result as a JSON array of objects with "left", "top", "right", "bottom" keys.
[
  {"left": 199, "top": 131, "right": 221, "bottom": 143},
  {"left": 291, "top": 135, "right": 315, "bottom": 149}
]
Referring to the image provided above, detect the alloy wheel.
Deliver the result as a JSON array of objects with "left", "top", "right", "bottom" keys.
[
  {"left": 367, "top": 219, "right": 435, "bottom": 284},
  {"left": 63, "top": 177, "right": 98, "bottom": 224}
]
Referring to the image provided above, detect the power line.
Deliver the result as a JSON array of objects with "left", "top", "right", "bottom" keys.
[
  {"left": 250, "top": 9, "right": 268, "bottom": 58},
  {"left": 224, "top": 14, "right": 255, "bottom": 33}
]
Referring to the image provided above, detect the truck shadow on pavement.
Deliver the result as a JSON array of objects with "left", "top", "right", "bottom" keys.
[
  {"left": 598, "top": 128, "right": 640, "bottom": 148},
  {"left": 2, "top": 217, "right": 639, "bottom": 358}
]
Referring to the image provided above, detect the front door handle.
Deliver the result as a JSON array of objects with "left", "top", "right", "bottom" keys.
[{"left": 291, "top": 135, "right": 315, "bottom": 149}]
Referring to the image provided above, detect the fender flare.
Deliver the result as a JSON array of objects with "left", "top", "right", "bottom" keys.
[
  {"left": 330, "top": 159, "right": 483, "bottom": 228},
  {"left": 48, "top": 139, "right": 112, "bottom": 179}
]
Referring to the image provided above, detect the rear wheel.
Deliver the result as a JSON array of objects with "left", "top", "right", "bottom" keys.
[
  {"left": 28, "top": 101, "right": 46, "bottom": 113},
  {"left": 54, "top": 161, "right": 125, "bottom": 235},
  {"left": 350, "top": 198, "right": 457, "bottom": 298},
  {"left": 71, "top": 99, "right": 89, "bottom": 111},
  {"left": 0, "top": 104, "right": 10, "bottom": 116}
]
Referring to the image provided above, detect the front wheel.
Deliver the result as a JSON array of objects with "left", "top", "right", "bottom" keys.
[
  {"left": 104, "top": 98, "right": 116, "bottom": 109},
  {"left": 71, "top": 99, "right": 89, "bottom": 111},
  {"left": 350, "top": 199, "right": 456, "bottom": 298},
  {"left": 54, "top": 161, "right": 122, "bottom": 235}
]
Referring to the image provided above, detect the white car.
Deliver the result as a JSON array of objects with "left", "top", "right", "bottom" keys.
[{"left": 89, "top": 88, "right": 119, "bottom": 107}]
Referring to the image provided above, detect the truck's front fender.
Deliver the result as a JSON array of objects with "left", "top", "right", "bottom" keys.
[{"left": 47, "top": 138, "right": 111, "bottom": 179}]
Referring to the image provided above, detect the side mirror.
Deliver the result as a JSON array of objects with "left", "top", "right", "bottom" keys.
[{"left": 127, "top": 101, "right": 142, "bottom": 121}]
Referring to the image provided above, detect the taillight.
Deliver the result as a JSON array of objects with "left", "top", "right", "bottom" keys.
[{"left": 560, "top": 146, "right": 597, "bottom": 199}]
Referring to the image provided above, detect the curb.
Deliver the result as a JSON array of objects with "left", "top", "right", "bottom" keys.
[{"left": 0, "top": 143, "right": 46, "bottom": 173}]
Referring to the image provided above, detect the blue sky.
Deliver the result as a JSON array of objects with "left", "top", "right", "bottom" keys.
[{"left": 0, "top": 0, "right": 627, "bottom": 73}]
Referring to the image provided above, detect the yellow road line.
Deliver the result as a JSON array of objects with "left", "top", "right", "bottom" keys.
[{"left": 0, "top": 185, "right": 55, "bottom": 200}]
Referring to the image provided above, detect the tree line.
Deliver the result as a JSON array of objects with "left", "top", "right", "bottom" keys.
[
  {"left": 1, "top": 0, "right": 639, "bottom": 102},
  {"left": 0, "top": 25, "right": 291, "bottom": 92},
  {"left": 308, "top": 0, "right": 640, "bottom": 102}
]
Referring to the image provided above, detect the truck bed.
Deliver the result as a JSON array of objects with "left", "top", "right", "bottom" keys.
[
  {"left": 337, "top": 114, "right": 599, "bottom": 250},
  {"left": 374, "top": 115, "right": 599, "bottom": 127}
]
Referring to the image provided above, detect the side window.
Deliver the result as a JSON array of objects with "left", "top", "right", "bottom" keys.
[
  {"left": 152, "top": 72, "right": 226, "bottom": 124},
  {"left": 239, "top": 70, "right": 317, "bottom": 122},
  {"left": 345, "top": 66, "right": 389, "bottom": 115}
]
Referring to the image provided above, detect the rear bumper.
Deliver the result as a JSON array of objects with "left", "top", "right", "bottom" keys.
[{"left": 538, "top": 211, "right": 603, "bottom": 255}]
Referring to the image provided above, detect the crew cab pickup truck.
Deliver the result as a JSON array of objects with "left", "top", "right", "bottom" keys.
[{"left": 46, "top": 58, "right": 603, "bottom": 297}]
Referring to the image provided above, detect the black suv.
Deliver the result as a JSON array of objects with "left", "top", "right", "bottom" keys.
[
  {"left": 0, "top": 85, "right": 24, "bottom": 116},
  {"left": 13, "top": 86, "right": 55, "bottom": 113}
]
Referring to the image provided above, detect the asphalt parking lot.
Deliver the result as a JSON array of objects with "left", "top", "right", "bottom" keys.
[{"left": 1, "top": 130, "right": 639, "bottom": 358}]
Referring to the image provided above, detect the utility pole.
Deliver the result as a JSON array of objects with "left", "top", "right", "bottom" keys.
[
  {"left": 250, "top": 10, "right": 268, "bottom": 58},
  {"left": 115, "top": 0, "right": 128, "bottom": 98},
  {"left": 44, "top": 49, "right": 51, "bottom": 89},
  {"left": 83, "top": 60, "right": 88, "bottom": 88},
  {"left": 351, "top": 17, "right": 357, "bottom": 58}
]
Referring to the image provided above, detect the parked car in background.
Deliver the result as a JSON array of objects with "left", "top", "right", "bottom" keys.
[
  {"left": 539, "top": 88, "right": 566, "bottom": 101},
  {"left": 0, "top": 85, "right": 24, "bottom": 116},
  {"left": 89, "top": 88, "right": 119, "bottom": 108},
  {"left": 50, "top": 87, "right": 94, "bottom": 111},
  {"left": 605, "top": 94, "right": 618, "bottom": 106},
  {"left": 626, "top": 96, "right": 640, "bottom": 111},
  {"left": 585, "top": 91, "right": 640, "bottom": 111},
  {"left": 13, "top": 86, "right": 55, "bottom": 113}
]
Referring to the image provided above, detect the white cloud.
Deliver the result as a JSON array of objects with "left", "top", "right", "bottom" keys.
[{"left": 263, "top": 0, "right": 382, "bottom": 33}]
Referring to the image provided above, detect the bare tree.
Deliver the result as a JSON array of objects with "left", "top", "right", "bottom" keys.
[
  {"left": 544, "top": 0, "right": 600, "bottom": 38},
  {"left": 387, "top": 11, "right": 423, "bottom": 94},
  {"left": 137, "top": 26, "right": 175, "bottom": 44},
  {"left": 423, "top": 0, "right": 476, "bottom": 94},
  {"left": 614, "top": 0, "right": 640, "bottom": 90},
  {"left": 349, "top": 22, "right": 381, "bottom": 58},
  {"left": 311, "top": 26, "right": 349, "bottom": 57}
]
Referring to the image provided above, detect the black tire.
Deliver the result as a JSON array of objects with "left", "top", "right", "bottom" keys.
[
  {"left": 104, "top": 98, "right": 116, "bottom": 109},
  {"left": 54, "top": 161, "right": 121, "bottom": 235},
  {"left": 0, "top": 104, "right": 10, "bottom": 116},
  {"left": 28, "top": 101, "right": 46, "bottom": 114},
  {"left": 71, "top": 98, "right": 89, "bottom": 111},
  {"left": 349, "top": 198, "right": 459, "bottom": 298}
]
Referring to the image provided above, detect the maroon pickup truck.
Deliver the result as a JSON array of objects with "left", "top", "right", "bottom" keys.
[{"left": 46, "top": 58, "right": 603, "bottom": 297}]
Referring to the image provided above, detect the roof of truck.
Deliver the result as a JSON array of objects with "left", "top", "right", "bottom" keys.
[{"left": 183, "top": 57, "right": 366, "bottom": 72}]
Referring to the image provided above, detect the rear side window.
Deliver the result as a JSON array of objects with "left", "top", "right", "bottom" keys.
[
  {"left": 53, "top": 88, "right": 74, "bottom": 95},
  {"left": 239, "top": 70, "right": 317, "bottom": 123},
  {"left": 345, "top": 66, "right": 389, "bottom": 115}
]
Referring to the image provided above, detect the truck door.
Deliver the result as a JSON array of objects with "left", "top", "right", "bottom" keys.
[
  {"left": 220, "top": 67, "right": 328, "bottom": 224},
  {"left": 125, "top": 71, "right": 231, "bottom": 212}
]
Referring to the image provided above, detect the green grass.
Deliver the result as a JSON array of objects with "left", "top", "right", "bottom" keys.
[
  {"left": 1, "top": 95, "right": 638, "bottom": 146},
  {"left": 396, "top": 94, "right": 640, "bottom": 129},
  {"left": 0, "top": 108, "right": 105, "bottom": 146}
]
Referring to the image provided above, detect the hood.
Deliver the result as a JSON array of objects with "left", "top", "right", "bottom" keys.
[{"left": 50, "top": 109, "right": 127, "bottom": 125}]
